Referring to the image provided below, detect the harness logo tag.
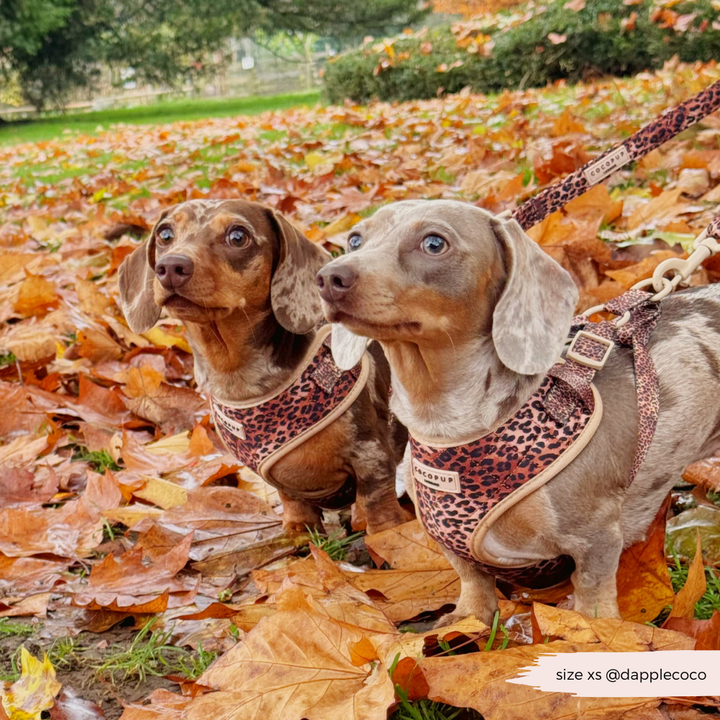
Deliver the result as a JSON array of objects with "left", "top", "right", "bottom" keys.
[
  {"left": 213, "top": 406, "right": 246, "bottom": 440},
  {"left": 412, "top": 459, "right": 462, "bottom": 494},
  {"left": 583, "top": 146, "right": 630, "bottom": 185}
]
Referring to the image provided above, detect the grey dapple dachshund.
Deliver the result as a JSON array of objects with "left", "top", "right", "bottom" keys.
[{"left": 316, "top": 198, "right": 720, "bottom": 624}]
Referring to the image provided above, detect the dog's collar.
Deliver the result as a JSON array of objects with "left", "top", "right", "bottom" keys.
[{"left": 210, "top": 325, "right": 370, "bottom": 503}]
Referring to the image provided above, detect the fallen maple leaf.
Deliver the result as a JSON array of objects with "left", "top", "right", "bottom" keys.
[
  {"left": 14, "top": 273, "right": 59, "bottom": 318},
  {"left": 667, "top": 529, "right": 706, "bottom": 620},
  {"left": 73, "top": 531, "right": 197, "bottom": 611},
  {"left": 1, "top": 648, "right": 62, "bottom": 720},
  {"left": 365, "top": 519, "right": 452, "bottom": 571},
  {"left": 181, "top": 585, "right": 395, "bottom": 720},
  {"left": 617, "top": 495, "right": 675, "bottom": 622}
]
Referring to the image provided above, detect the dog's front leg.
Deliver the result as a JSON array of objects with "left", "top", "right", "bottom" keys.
[
  {"left": 351, "top": 439, "right": 408, "bottom": 535},
  {"left": 570, "top": 520, "right": 623, "bottom": 619},
  {"left": 436, "top": 548, "right": 498, "bottom": 627},
  {"left": 278, "top": 490, "right": 324, "bottom": 534}
]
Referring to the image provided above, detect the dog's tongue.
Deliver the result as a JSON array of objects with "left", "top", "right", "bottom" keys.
[{"left": 331, "top": 324, "right": 368, "bottom": 370}]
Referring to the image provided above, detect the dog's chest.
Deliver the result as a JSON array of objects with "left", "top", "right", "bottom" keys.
[
  {"left": 210, "top": 328, "right": 368, "bottom": 502},
  {"left": 410, "top": 376, "right": 601, "bottom": 588}
]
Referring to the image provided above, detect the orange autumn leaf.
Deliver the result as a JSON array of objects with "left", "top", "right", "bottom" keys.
[
  {"left": 617, "top": 495, "right": 675, "bottom": 623},
  {"left": 667, "top": 529, "right": 706, "bottom": 621},
  {"left": 13, "top": 272, "right": 59, "bottom": 317}
]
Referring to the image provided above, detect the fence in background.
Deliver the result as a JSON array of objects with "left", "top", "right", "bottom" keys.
[{"left": 0, "top": 37, "right": 331, "bottom": 120}]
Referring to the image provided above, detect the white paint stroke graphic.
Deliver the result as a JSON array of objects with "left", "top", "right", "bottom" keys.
[{"left": 507, "top": 651, "right": 720, "bottom": 697}]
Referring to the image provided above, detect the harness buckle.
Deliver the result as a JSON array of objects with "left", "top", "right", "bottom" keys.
[{"left": 566, "top": 331, "right": 614, "bottom": 370}]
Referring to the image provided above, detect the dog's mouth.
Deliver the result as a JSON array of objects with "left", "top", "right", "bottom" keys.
[
  {"left": 328, "top": 309, "right": 420, "bottom": 336},
  {"left": 162, "top": 294, "right": 231, "bottom": 319}
]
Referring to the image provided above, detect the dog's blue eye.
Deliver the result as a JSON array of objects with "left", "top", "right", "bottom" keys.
[
  {"left": 226, "top": 227, "right": 249, "bottom": 248},
  {"left": 157, "top": 226, "right": 174, "bottom": 244},
  {"left": 421, "top": 234, "right": 447, "bottom": 255},
  {"left": 348, "top": 234, "right": 363, "bottom": 252}
]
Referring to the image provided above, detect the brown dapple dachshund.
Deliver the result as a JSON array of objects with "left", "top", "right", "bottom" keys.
[{"left": 118, "top": 199, "right": 407, "bottom": 535}]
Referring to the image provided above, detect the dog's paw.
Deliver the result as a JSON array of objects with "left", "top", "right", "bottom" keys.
[
  {"left": 432, "top": 612, "right": 467, "bottom": 629},
  {"left": 283, "top": 519, "right": 324, "bottom": 535}
]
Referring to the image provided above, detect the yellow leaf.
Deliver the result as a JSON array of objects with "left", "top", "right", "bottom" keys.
[
  {"left": 145, "top": 431, "right": 191, "bottom": 455},
  {"left": 1, "top": 648, "right": 61, "bottom": 720},
  {"left": 141, "top": 326, "right": 192, "bottom": 353},
  {"left": 304, "top": 152, "right": 325, "bottom": 170},
  {"left": 132, "top": 476, "right": 188, "bottom": 509}
]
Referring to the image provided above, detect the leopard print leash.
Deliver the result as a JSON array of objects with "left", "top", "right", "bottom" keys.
[{"left": 513, "top": 78, "right": 720, "bottom": 231}]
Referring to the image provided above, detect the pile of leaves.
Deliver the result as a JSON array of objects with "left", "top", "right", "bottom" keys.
[
  {"left": 2, "top": 61, "right": 720, "bottom": 718},
  {"left": 323, "top": 0, "right": 720, "bottom": 103}
]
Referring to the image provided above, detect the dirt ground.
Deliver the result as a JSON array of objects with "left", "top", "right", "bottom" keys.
[{"left": 0, "top": 625, "right": 178, "bottom": 720}]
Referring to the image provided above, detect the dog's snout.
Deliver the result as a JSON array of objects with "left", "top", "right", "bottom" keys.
[
  {"left": 316, "top": 264, "right": 358, "bottom": 301},
  {"left": 155, "top": 254, "right": 194, "bottom": 290}
]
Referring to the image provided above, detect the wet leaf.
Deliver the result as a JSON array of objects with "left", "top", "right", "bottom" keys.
[
  {"left": 1, "top": 648, "right": 62, "bottom": 720},
  {"left": 617, "top": 495, "right": 675, "bottom": 623},
  {"left": 667, "top": 530, "right": 706, "bottom": 620}
]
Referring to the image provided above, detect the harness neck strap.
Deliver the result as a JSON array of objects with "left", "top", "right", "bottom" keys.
[{"left": 546, "top": 289, "right": 661, "bottom": 485}]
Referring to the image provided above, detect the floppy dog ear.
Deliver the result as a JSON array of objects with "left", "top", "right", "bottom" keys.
[
  {"left": 490, "top": 217, "right": 578, "bottom": 375},
  {"left": 268, "top": 210, "right": 329, "bottom": 334},
  {"left": 118, "top": 233, "right": 161, "bottom": 334}
]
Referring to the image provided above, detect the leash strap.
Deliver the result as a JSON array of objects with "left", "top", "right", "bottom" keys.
[
  {"left": 545, "top": 289, "right": 661, "bottom": 486},
  {"left": 512, "top": 79, "right": 720, "bottom": 230}
]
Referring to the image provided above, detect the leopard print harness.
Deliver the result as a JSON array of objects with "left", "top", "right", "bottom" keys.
[
  {"left": 411, "top": 290, "right": 662, "bottom": 588},
  {"left": 211, "top": 326, "right": 369, "bottom": 509}
]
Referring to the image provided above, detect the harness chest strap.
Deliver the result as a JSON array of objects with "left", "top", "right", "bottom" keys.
[{"left": 210, "top": 325, "right": 370, "bottom": 502}]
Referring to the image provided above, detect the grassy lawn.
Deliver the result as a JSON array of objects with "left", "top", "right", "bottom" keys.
[{"left": 0, "top": 89, "right": 322, "bottom": 145}]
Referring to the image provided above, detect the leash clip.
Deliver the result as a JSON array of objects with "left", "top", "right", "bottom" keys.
[{"left": 566, "top": 331, "right": 614, "bottom": 370}]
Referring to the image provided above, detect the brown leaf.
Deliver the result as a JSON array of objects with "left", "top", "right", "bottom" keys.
[
  {"left": 182, "top": 586, "right": 396, "bottom": 720},
  {"left": 617, "top": 495, "right": 674, "bottom": 622},
  {"left": 664, "top": 611, "right": 720, "bottom": 650},
  {"left": 118, "top": 689, "right": 192, "bottom": 719},
  {"left": 74, "top": 532, "right": 196, "bottom": 611},
  {"left": 0, "top": 466, "right": 57, "bottom": 507},
  {"left": 0, "top": 555, "right": 69, "bottom": 595},
  {"left": 683, "top": 457, "right": 720, "bottom": 492},
  {"left": 365, "top": 519, "right": 452, "bottom": 570},
  {"left": 531, "top": 603, "right": 598, "bottom": 643},
  {"left": 122, "top": 363, "right": 204, "bottom": 430},
  {"left": 667, "top": 529, "right": 706, "bottom": 620},
  {"left": 422, "top": 642, "right": 659, "bottom": 720},
  {"left": 14, "top": 272, "right": 59, "bottom": 317},
  {"left": 77, "top": 327, "right": 123, "bottom": 363},
  {"left": 551, "top": 109, "right": 585, "bottom": 135},
  {"left": 606, "top": 250, "right": 684, "bottom": 290}
]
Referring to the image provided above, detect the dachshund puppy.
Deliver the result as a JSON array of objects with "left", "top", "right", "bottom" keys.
[
  {"left": 118, "top": 199, "right": 407, "bottom": 535},
  {"left": 317, "top": 199, "right": 720, "bottom": 624}
]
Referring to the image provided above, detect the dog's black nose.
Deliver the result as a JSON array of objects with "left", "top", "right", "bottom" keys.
[
  {"left": 155, "top": 254, "right": 194, "bottom": 290},
  {"left": 316, "top": 264, "right": 358, "bottom": 301}
]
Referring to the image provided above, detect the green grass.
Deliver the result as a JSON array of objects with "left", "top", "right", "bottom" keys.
[
  {"left": 71, "top": 445, "right": 121, "bottom": 473},
  {"left": 96, "top": 620, "right": 217, "bottom": 683},
  {"left": 0, "top": 90, "right": 321, "bottom": 145},
  {"left": 305, "top": 527, "right": 364, "bottom": 562},
  {"left": 0, "top": 619, "right": 34, "bottom": 639}
]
